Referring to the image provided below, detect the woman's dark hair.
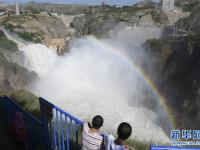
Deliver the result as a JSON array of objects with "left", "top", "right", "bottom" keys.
[
  {"left": 92, "top": 115, "right": 104, "bottom": 129},
  {"left": 117, "top": 122, "right": 132, "bottom": 140}
]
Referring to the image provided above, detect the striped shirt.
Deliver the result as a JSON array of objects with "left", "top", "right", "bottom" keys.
[{"left": 82, "top": 122, "right": 103, "bottom": 150}]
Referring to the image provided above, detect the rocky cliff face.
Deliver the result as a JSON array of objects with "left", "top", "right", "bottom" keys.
[
  {"left": 165, "top": 35, "right": 200, "bottom": 128},
  {"left": 175, "top": 0, "right": 200, "bottom": 11},
  {"left": 0, "top": 53, "right": 35, "bottom": 94},
  {"left": 176, "top": 8, "right": 200, "bottom": 33},
  {"left": 144, "top": 12, "right": 200, "bottom": 128},
  {"left": 1, "top": 14, "right": 67, "bottom": 42},
  {"left": 0, "top": 31, "right": 36, "bottom": 95},
  {"left": 71, "top": 6, "right": 168, "bottom": 36}
]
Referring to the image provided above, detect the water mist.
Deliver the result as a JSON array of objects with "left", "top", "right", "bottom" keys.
[{"left": 4, "top": 27, "right": 172, "bottom": 143}]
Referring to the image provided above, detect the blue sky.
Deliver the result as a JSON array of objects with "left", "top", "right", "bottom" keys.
[{"left": 3, "top": 0, "right": 141, "bottom": 5}]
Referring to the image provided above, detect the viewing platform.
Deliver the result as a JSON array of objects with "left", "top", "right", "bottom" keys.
[{"left": 0, "top": 96, "right": 199, "bottom": 150}]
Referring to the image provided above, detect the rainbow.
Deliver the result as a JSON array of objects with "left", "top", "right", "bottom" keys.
[
  {"left": 102, "top": 41, "right": 175, "bottom": 129},
  {"left": 129, "top": 61, "right": 175, "bottom": 128}
]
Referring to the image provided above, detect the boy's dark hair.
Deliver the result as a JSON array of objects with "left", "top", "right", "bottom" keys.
[
  {"left": 92, "top": 115, "right": 104, "bottom": 129},
  {"left": 117, "top": 122, "right": 132, "bottom": 140}
]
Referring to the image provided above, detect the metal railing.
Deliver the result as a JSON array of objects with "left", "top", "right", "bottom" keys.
[
  {"left": 1, "top": 96, "right": 200, "bottom": 150},
  {"left": 0, "top": 95, "right": 84, "bottom": 150},
  {"left": 39, "top": 97, "right": 84, "bottom": 150},
  {"left": 151, "top": 146, "right": 200, "bottom": 150},
  {"left": 0, "top": 96, "right": 43, "bottom": 148}
]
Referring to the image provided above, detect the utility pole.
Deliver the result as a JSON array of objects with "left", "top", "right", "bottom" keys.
[
  {"left": 181, "top": 0, "right": 183, "bottom": 12},
  {"left": 155, "top": 0, "right": 158, "bottom": 10}
]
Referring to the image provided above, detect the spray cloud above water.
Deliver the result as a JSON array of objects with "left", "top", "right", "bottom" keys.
[{"left": 12, "top": 27, "right": 172, "bottom": 143}]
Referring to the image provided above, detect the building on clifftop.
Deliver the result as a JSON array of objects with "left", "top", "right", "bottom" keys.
[{"left": 162, "top": 0, "right": 175, "bottom": 12}]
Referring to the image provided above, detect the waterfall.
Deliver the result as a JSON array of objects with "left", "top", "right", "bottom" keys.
[{"left": 2, "top": 27, "right": 172, "bottom": 143}]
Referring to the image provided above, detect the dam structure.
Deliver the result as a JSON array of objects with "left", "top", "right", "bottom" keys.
[{"left": 161, "top": 0, "right": 190, "bottom": 25}]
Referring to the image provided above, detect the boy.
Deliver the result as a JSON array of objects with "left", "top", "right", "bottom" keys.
[
  {"left": 104, "top": 122, "right": 133, "bottom": 150},
  {"left": 82, "top": 115, "right": 104, "bottom": 150}
]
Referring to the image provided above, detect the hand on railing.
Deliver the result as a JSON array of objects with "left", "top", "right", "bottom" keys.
[{"left": 125, "top": 144, "right": 136, "bottom": 150}]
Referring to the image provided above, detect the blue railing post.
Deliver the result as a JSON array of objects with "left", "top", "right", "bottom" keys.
[
  {"left": 70, "top": 118, "right": 73, "bottom": 150},
  {"left": 1, "top": 96, "right": 84, "bottom": 150},
  {"left": 60, "top": 113, "right": 65, "bottom": 150},
  {"left": 75, "top": 123, "right": 79, "bottom": 150},
  {"left": 65, "top": 116, "right": 69, "bottom": 150},
  {"left": 39, "top": 97, "right": 84, "bottom": 150},
  {"left": 39, "top": 97, "right": 54, "bottom": 149}
]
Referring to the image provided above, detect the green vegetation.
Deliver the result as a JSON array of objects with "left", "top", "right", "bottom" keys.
[
  {"left": 18, "top": 32, "right": 42, "bottom": 43},
  {"left": 2, "top": 21, "right": 42, "bottom": 43},
  {"left": 0, "top": 8, "right": 6, "bottom": 12},
  {"left": 4, "top": 23, "right": 15, "bottom": 32},
  {"left": 182, "top": 2, "right": 200, "bottom": 12},
  {"left": 0, "top": 31, "right": 17, "bottom": 51},
  {"left": 147, "top": 33, "right": 200, "bottom": 50},
  {"left": 188, "top": 33, "right": 200, "bottom": 41},
  {"left": 146, "top": 38, "right": 163, "bottom": 52},
  {"left": 150, "top": 10, "right": 168, "bottom": 25},
  {"left": 29, "top": 8, "right": 41, "bottom": 14},
  {"left": 11, "top": 89, "right": 41, "bottom": 119}
]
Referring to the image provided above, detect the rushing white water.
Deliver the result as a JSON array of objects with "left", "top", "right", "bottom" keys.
[
  {"left": 4, "top": 27, "right": 171, "bottom": 143},
  {"left": 19, "top": 44, "right": 57, "bottom": 75}
]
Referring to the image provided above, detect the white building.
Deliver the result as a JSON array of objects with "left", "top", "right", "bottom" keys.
[
  {"left": 161, "top": 0, "right": 190, "bottom": 25},
  {"left": 15, "top": 1, "right": 20, "bottom": 15},
  {"left": 162, "top": 0, "right": 175, "bottom": 12}
]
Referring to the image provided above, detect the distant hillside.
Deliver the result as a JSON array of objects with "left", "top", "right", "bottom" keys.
[
  {"left": 72, "top": 6, "right": 168, "bottom": 36},
  {"left": 0, "top": 14, "right": 67, "bottom": 42},
  {"left": 0, "top": 1, "right": 91, "bottom": 15}
]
